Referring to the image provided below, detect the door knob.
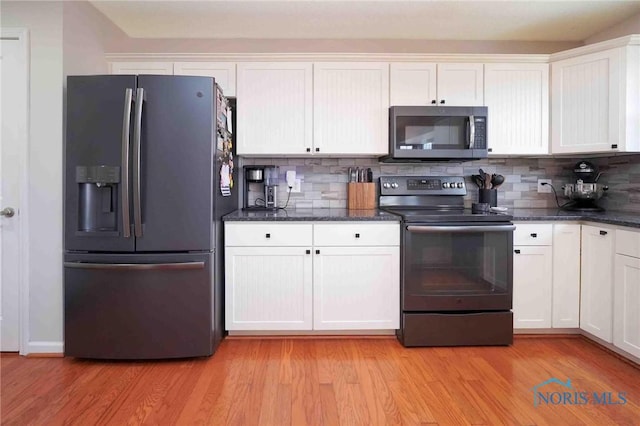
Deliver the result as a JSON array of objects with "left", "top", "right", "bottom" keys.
[{"left": 0, "top": 207, "right": 15, "bottom": 218}]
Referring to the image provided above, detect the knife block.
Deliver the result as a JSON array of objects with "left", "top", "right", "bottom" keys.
[{"left": 348, "top": 183, "right": 376, "bottom": 210}]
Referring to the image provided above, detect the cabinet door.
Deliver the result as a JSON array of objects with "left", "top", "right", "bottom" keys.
[
  {"left": 513, "top": 246, "right": 553, "bottom": 329},
  {"left": 580, "top": 225, "right": 615, "bottom": 342},
  {"left": 109, "top": 62, "right": 173, "bottom": 75},
  {"left": 485, "top": 63, "right": 549, "bottom": 155},
  {"left": 313, "top": 246, "right": 399, "bottom": 330},
  {"left": 237, "top": 62, "right": 313, "bottom": 155},
  {"left": 614, "top": 254, "right": 640, "bottom": 358},
  {"left": 225, "top": 247, "right": 312, "bottom": 330},
  {"left": 551, "top": 48, "right": 621, "bottom": 154},
  {"left": 390, "top": 63, "right": 437, "bottom": 106},
  {"left": 436, "top": 63, "right": 484, "bottom": 106},
  {"left": 173, "top": 62, "right": 236, "bottom": 96},
  {"left": 314, "top": 62, "right": 389, "bottom": 155},
  {"left": 552, "top": 224, "right": 581, "bottom": 328}
]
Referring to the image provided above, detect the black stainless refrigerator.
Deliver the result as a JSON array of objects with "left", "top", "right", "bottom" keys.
[{"left": 64, "top": 75, "right": 237, "bottom": 359}]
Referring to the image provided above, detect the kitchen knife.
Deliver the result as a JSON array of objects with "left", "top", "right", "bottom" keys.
[
  {"left": 366, "top": 168, "right": 373, "bottom": 183},
  {"left": 348, "top": 167, "right": 353, "bottom": 183}
]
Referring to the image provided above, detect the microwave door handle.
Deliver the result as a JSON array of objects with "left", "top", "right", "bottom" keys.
[
  {"left": 468, "top": 115, "right": 475, "bottom": 149},
  {"left": 121, "top": 88, "right": 133, "bottom": 238},
  {"left": 133, "top": 87, "right": 144, "bottom": 238}
]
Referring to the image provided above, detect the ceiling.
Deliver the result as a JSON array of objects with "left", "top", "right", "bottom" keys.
[{"left": 90, "top": 0, "right": 640, "bottom": 41}]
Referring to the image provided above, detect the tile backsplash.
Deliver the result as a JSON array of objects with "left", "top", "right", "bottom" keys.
[{"left": 240, "top": 154, "right": 640, "bottom": 213}]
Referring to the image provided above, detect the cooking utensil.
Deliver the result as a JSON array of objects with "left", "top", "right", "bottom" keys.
[
  {"left": 471, "top": 174, "right": 484, "bottom": 189},
  {"left": 491, "top": 174, "right": 505, "bottom": 189},
  {"left": 484, "top": 173, "right": 492, "bottom": 189}
]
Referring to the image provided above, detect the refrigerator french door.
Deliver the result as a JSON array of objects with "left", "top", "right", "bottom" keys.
[{"left": 64, "top": 75, "right": 233, "bottom": 359}]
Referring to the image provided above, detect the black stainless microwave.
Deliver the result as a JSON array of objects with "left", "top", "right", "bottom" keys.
[{"left": 381, "top": 106, "right": 488, "bottom": 162}]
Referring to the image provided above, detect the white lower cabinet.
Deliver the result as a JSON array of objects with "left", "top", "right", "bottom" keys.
[
  {"left": 225, "top": 246, "right": 313, "bottom": 330},
  {"left": 225, "top": 221, "right": 400, "bottom": 332},
  {"left": 513, "top": 223, "right": 553, "bottom": 329},
  {"left": 313, "top": 246, "right": 399, "bottom": 330},
  {"left": 513, "top": 246, "right": 553, "bottom": 328},
  {"left": 580, "top": 224, "right": 615, "bottom": 342},
  {"left": 552, "top": 224, "right": 581, "bottom": 328},
  {"left": 613, "top": 229, "right": 640, "bottom": 358}
]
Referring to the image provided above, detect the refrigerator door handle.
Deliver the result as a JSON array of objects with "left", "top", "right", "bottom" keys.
[
  {"left": 133, "top": 87, "right": 144, "bottom": 238},
  {"left": 121, "top": 88, "right": 133, "bottom": 238},
  {"left": 64, "top": 261, "right": 205, "bottom": 271}
]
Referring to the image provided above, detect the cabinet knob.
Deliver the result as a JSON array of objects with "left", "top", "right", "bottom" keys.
[
  {"left": 355, "top": 233, "right": 360, "bottom": 238},
  {"left": 315, "top": 147, "right": 320, "bottom": 152},
  {"left": 306, "top": 147, "right": 311, "bottom": 152},
  {"left": 315, "top": 249, "right": 320, "bottom": 255},
  {"left": 600, "top": 230, "right": 608, "bottom": 236},
  {"left": 611, "top": 144, "right": 618, "bottom": 149},
  {"left": 488, "top": 148, "right": 493, "bottom": 153},
  {"left": 265, "top": 233, "right": 271, "bottom": 239},
  {"left": 431, "top": 100, "right": 436, "bottom": 104},
  {"left": 514, "top": 249, "right": 521, "bottom": 254},
  {"left": 440, "top": 100, "right": 445, "bottom": 104},
  {"left": 306, "top": 249, "right": 311, "bottom": 254},
  {"left": 530, "top": 233, "right": 537, "bottom": 238}
]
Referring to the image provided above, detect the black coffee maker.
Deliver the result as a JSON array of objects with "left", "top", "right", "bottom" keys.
[{"left": 242, "top": 166, "right": 279, "bottom": 210}]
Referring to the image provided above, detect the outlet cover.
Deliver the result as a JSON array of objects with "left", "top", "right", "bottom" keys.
[
  {"left": 538, "top": 179, "right": 552, "bottom": 193},
  {"left": 291, "top": 178, "right": 302, "bottom": 193}
]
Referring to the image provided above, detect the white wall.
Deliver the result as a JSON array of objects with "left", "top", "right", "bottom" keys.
[
  {"left": 2, "top": 0, "right": 123, "bottom": 354},
  {"left": 2, "top": 1, "right": 64, "bottom": 352}
]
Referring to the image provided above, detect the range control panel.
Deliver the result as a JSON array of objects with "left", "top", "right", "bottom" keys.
[{"left": 379, "top": 176, "right": 467, "bottom": 196}]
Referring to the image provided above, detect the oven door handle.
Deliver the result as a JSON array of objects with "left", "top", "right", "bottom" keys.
[{"left": 406, "top": 225, "right": 516, "bottom": 233}]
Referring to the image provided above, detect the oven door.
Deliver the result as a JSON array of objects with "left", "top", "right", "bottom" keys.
[{"left": 403, "top": 223, "right": 514, "bottom": 311}]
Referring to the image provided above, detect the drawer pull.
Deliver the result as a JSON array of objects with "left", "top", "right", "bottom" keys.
[
  {"left": 306, "top": 147, "right": 311, "bottom": 152},
  {"left": 514, "top": 249, "right": 521, "bottom": 254},
  {"left": 265, "top": 233, "right": 271, "bottom": 239},
  {"left": 316, "top": 249, "right": 320, "bottom": 255},
  {"left": 530, "top": 233, "right": 537, "bottom": 238},
  {"left": 355, "top": 233, "right": 360, "bottom": 238},
  {"left": 306, "top": 249, "right": 310, "bottom": 254},
  {"left": 600, "top": 230, "right": 608, "bottom": 236}
]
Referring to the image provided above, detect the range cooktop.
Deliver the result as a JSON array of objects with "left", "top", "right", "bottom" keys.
[{"left": 379, "top": 176, "right": 512, "bottom": 223}]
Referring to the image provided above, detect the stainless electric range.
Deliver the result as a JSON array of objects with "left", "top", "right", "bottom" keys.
[{"left": 380, "top": 176, "right": 515, "bottom": 347}]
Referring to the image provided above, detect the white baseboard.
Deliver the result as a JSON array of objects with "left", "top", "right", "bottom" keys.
[{"left": 26, "top": 341, "right": 63, "bottom": 356}]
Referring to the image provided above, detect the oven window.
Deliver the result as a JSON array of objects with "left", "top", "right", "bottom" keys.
[
  {"left": 395, "top": 116, "right": 468, "bottom": 150},
  {"left": 404, "top": 229, "right": 511, "bottom": 296}
]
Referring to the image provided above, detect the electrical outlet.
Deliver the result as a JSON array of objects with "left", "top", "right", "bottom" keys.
[
  {"left": 538, "top": 179, "right": 552, "bottom": 193},
  {"left": 291, "top": 178, "right": 302, "bottom": 193}
]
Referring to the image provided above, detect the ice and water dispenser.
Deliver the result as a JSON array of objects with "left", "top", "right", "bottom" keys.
[{"left": 76, "top": 165, "right": 120, "bottom": 233}]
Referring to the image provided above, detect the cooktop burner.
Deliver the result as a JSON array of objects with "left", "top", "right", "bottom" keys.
[{"left": 379, "top": 175, "right": 512, "bottom": 223}]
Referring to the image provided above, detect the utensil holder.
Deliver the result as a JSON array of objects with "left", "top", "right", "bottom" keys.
[
  {"left": 479, "top": 189, "right": 498, "bottom": 207},
  {"left": 348, "top": 183, "right": 376, "bottom": 210}
]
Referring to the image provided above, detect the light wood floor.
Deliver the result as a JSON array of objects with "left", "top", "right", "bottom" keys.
[{"left": 2, "top": 337, "right": 640, "bottom": 425}]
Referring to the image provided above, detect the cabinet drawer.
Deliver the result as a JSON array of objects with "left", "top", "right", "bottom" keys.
[
  {"left": 314, "top": 223, "right": 399, "bottom": 247},
  {"left": 616, "top": 229, "right": 640, "bottom": 258},
  {"left": 225, "top": 223, "right": 312, "bottom": 246},
  {"left": 514, "top": 223, "right": 552, "bottom": 246}
]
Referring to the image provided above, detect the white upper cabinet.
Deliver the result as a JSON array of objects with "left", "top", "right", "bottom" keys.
[
  {"left": 436, "top": 63, "right": 484, "bottom": 106},
  {"left": 314, "top": 62, "right": 389, "bottom": 155},
  {"left": 173, "top": 62, "right": 236, "bottom": 96},
  {"left": 390, "top": 63, "right": 437, "bottom": 106},
  {"left": 109, "top": 62, "right": 173, "bottom": 75},
  {"left": 551, "top": 46, "right": 640, "bottom": 154},
  {"left": 236, "top": 62, "right": 313, "bottom": 156},
  {"left": 485, "top": 63, "right": 549, "bottom": 155},
  {"left": 390, "top": 62, "right": 483, "bottom": 106}
]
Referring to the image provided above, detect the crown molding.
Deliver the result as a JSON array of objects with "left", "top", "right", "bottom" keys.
[
  {"left": 550, "top": 34, "right": 640, "bottom": 62},
  {"left": 105, "top": 52, "right": 551, "bottom": 63}
]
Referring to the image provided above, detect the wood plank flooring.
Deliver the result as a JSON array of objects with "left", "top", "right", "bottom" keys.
[{"left": 2, "top": 337, "right": 640, "bottom": 425}]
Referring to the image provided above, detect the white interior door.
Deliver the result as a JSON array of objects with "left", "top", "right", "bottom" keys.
[{"left": 1, "top": 31, "right": 28, "bottom": 352}]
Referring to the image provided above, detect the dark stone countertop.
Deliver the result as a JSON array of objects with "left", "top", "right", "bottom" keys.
[
  {"left": 223, "top": 208, "right": 401, "bottom": 222},
  {"left": 511, "top": 209, "right": 640, "bottom": 228}
]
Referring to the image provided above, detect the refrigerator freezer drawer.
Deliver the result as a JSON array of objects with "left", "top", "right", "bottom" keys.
[{"left": 64, "top": 252, "right": 213, "bottom": 359}]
